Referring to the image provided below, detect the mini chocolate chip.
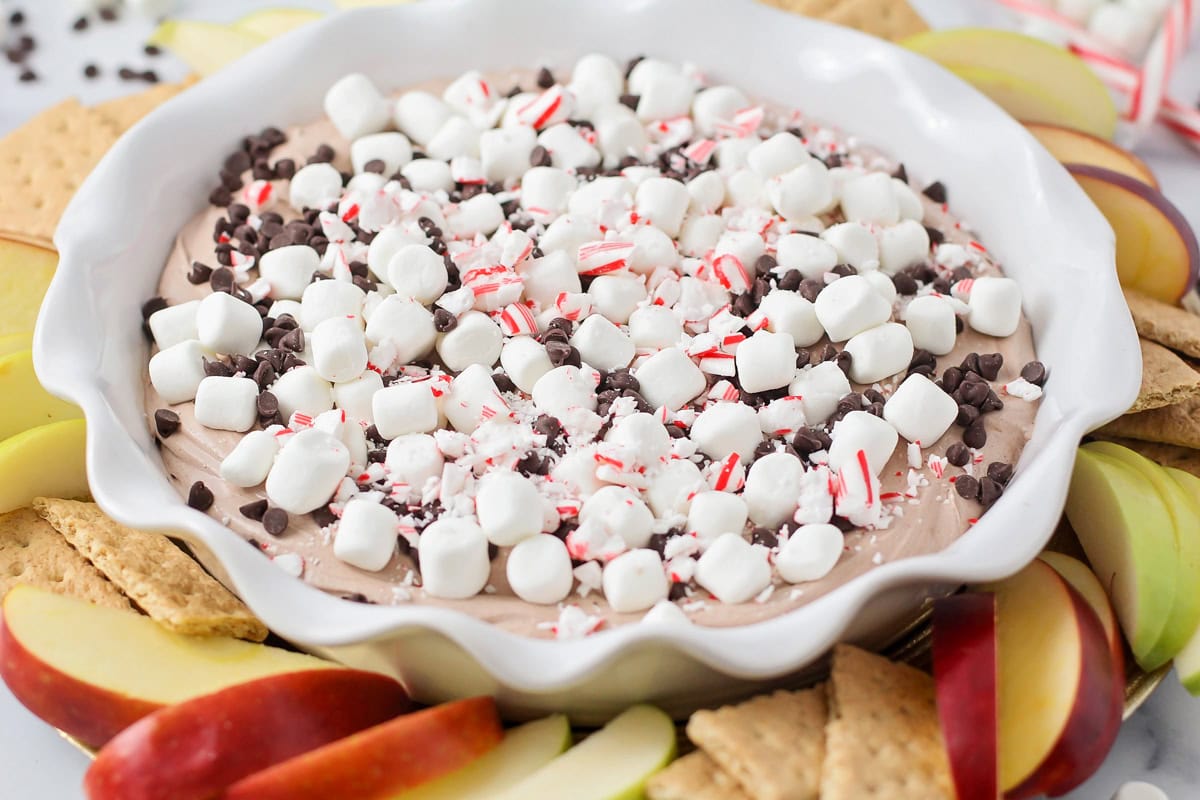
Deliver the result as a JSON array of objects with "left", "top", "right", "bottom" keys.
[
  {"left": 909, "top": 349, "right": 936, "bottom": 370},
  {"left": 755, "top": 254, "right": 778, "bottom": 275},
  {"left": 831, "top": 264, "right": 857, "bottom": 278},
  {"left": 274, "top": 158, "right": 296, "bottom": 179},
  {"left": 956, "top": 404, "right": 979, "bottom": 428},
  {"left": 619, "top": 93, "right": 640, "bottom": 110},
  {"left": 986, "top": 462, "right": 1014, "bottom": 485},
  {"left": 955, "top": 475, "right": 980, "bottom": 500},
  {"left": 978, "top": 352, "right": 1003, "bottom": 381},
  {"left": 777, "top": 269, "right": 802, "bottom": 291},
  {"left": 99, "top": 6, "right": 117, "bottom": 21},
  {"left": 256, "top": 391, "right": 279, "bottom": 418},
  {"left": 892, "top": 272, "right": 918, "bottom": 295},
  {"left": 925, "top": 226, "right": 946, "bottom": 246},
  {"left": 252, "top": 361, "right": 276, "bottom": 390},
  {"left": 981, "top": 390, "right": 1004, "bottom": 413},
  {"left": 963, "top": 418, "right": 988, "bottom": 449},
  {"left": 932, "top": 276, "right": 951, "bottom": 294},
  {"left": 10, "top": 11, "right": 25, "bottom": 25},
  {"left": 433, "top": 308, "right": 457, "bottom": 332},
  {"left": 154, "top": 409, "right": 180, "bottom": 437},
  {"left": 798, "top": 278, "right": 823, "bottom": 302},
  {"left": 818, "top": 343, "right": 840, "bottom": 363},
  {"left": 279, "top": 328, "right": 304, "bottom": 352},
  {"left": 536, "top": 66, "right": 555, "bottom": 88},
  {"left": 941, "top": 366, "right": 963, "bottom": 393},
  {"left": 961, "top": 380, "right": 989, "bottom": 407},
  {"left": 203, "top": 358, "right": 233, "bottom": 378},
  {"left": 262, "top": 508, "right": 289, "bottom": 535},
  {"left": 923, "top": 181, "right": 947, "bottom": 204},
  {"left": 610, "top": 370, "right": 639, "bottom": 391},
  {"left": 835, "top": 349, "right": 853, "bottom": 376},
  {"left": 529, "top": 145, "right": 552, "bottom": 168},
  {"left": 83, "top": 63, "right": 99, "bottom": 78},
  {"left": 209, "top": 267, "right": 236, "bottom": 293},
  {"left": 144, "top": 44, "right": 161, "bottom": 56},
  {"left": 187, "top": 481, "right": 214, "bottom": 511},
  {"left": 141, "top": 296, "right": 168, "bottom": 320},
  {"left": 892, "top": 163, "right": 908, "bottom": 183},
  {"left": 312, "top": 506, "right": 337, "bottom": 528},
  {"left": 959, "top": 352, "right": 981, "bottom": 376},
  {"left": 492, "top": 372, "right": 517, "bottom": 393},
  {"left": 751, "top": 527, "right": 778, "bottom": 548},
  {"left": 979, "top": 477, "right": 1004, "bottom": 508},
  {"left": 187, "top": 261, "right": 213, "bottom": 284},
  {"left": 792, "top": 427, "right": 826, "bottom": 455},
  {"left": 240, "top": 499, "right": 269, "bottom": 521},
  {"left": 544, "top": 340, "right": 573, "bottom": 366},
  {"left": 1020, "top": 360, "right": 1047, "bottom": 386},
  {"left": 533, "top": 414, "right": 562, "bottom": 439},
  {"left": 946, "top": 442, "right": 970, "bottom": 467},
  {"left": 647, "top": 532, "right": 669, "bottom": 556}
]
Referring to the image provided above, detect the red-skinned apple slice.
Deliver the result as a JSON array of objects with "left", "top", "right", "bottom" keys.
[
  {"left": 85, "top": 669, "right": 411, "bottom": 800},
  {"left": 1067, "top": 164, "right": 1199, "bottom": 303},
  {"left": 221, "top": 696, "right": 503, "bottom": 800},
  {"left": 932, "top": 593, "right": 998, "bottom": 800},
  {"left": 982, "top": 560, "right": 1122, "bottom": 799},
  {"left": 1025, "top": 123, "right": 1158, "bottom": 188},
  {"left": 1038, "top": 551, "right": 1123, "bottom": 667}
]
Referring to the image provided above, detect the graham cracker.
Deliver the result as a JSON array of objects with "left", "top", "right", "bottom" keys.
[
  {"left": 93, "top": 78, "right": 196, "bottom": 133},
  {"left": 32, "top": 498, "right": 267, "bottom": 641},
  {"left": 1098, "top": 395, "right": 1200, "bottom": 450},
  {"left": 1125, "top": 290, "right": 1200, "bottom": 359},
  {"left": 0, "top": 99, "right": 123, "bottom": 248},
  {"left": 646, "top": 751, "right": 753, "bottom": 800},
  {"left": 0, "top": 508, "right": 130, "bottom": 610},
  {"left": 687, "top": 686, "right": 827, "bottom": 800},
  {"left": 1092, "top": 435, "right": 1200, "bottom": 478},
  {"left": 1132, "top": 338, "right": 1200, "bottom": 413},
  {"left": 758, "top": 0, "right": 928, "bottom": 41},
  {"left": 820, "top": 644, "right": 953, "bottom": 800}
]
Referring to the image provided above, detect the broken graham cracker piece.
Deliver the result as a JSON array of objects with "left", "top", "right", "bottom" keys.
[
  {"left": 757, "top": 0, "right": 928, "bottom": 41},
  {"left": 0, "top": 508, "right": 130, "bottom": 610},
  {"left": 1132, "top": 338, "right": 1200, "bottom": 412},
  {"left": 1099, "top": 395, "right": 1200, "bottom": 450},
  {"left": 820, "top": 644, "right": 953, "bottom": 800},
  {"left": 646, "top": 751, "right": 753, "bottom": 800},
  {"left": 32, "top": 497, "right": 267, "bottom": 642},
  {"left": 686, "top": 686, "right": 827, "bottom": 800},
  {"left": 1125, "top": 289, "right": 1200, "bottom": 359},
  {"left": 92, "top": 78, "right": 197, "bottom": 133},
  {"left": 1093, "top": 436, "right": 1200, "bottom": 478}
]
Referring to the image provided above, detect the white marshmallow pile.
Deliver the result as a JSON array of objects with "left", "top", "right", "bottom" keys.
[{"left": 148, "top": 54, "right": 1038, "bottom": 628}]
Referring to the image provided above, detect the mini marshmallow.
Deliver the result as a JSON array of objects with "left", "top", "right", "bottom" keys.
[
  {"left": 642, "top": 599, "right": 692, "bottom": 625},
  {"left": 332, "top": 370, "right": 383, "bottom": 424},
  {"left": 596, "top": 106, "right": 648, "bottom": 167},
  {"left": 605, "top": 412, "right": 673, "bottom": 469},
  {"left": 265, "top": 429, "right": 350, "bottom": 515},
  {"left": 538, "top": 123, "right": 602, "bottom": 170},
  {"left": 540, "top": 215, "right": 602, "bottom": 261},
  {"left": 691, "top": 85, "right": 750, "bottom": 136},
  {"left": 500, "top": 336, "right": 554, "bottom": 393},
  {"left": 736, "top": 330, "right": 797, "bottom": 393},
  {"left": 427, "top": 115, "right": 481, "bottom": 162},
  {"left": 289, "top": 162, "right": 343, "bottom": 211},
  {"left": 270, "top": 365, "right": 333, "bottom": 419},
  {"left": 758, "top": 291, "right": 824, "bottom": 348},
  {"left": 479, "top": 126, "right": 537, "bottom": 183},
  {"left": 581, "top": 486, "right": 655, "bottom": 549},
  {"left": 418, "top": 518, "right": 491, "bottom": 599},
  {"left": 695, "top": 533, "right": 772, "bottom": 604},
  {"left": 393, "top": 90, "right": 454, "bottom": 146},
  {"left": 195, "top": 292, "right": 262, "bottom": 357},
  {"left": 789, "top": 361, "right": 853, "bottom": 425},
  {"left": 148, "top": 300, "right": 199, "bottom": 350},
  {"left": 350, "top": 132, "right": 413, "bottom": 176},
  {"left": 443, "top": 364, "right": 509, "bottom": 432},
  {"left": 821, "top": 222, "right": 880, "bottom": 270},
  {"left": 551, "top": 444, "right": 604, "bottom": 499},
  {"left": 332, "top": 499, "right": 398, "bottom": 572},
  {"left": 532, "top": 365, "right": 598, "bottom": 418},
  {"left": 714, "top": 137, "right": 757, "bottom": 171},
  {"left": 724, "top": 169, "right": 771, "bottom": 210},
  {"left": 645, "top": 458, "right": 705, "bottom": 517},
  {"left": 635, "top": 347, "right": 706, "bottom": 410},
  {"left": 843, "top": 322, "right": 913, "bottom": 385},
  {"left": 521, "top": 166, "right": 576, "bottom": 219},
  {"left": 690, "top": 402, "right": 762, "bottom": 460},
  {"left": 311, "top": 316, "right": 368, "bottom": 383},
  {"left": 260, "top": 245, "right": 320, "bottom": 301},
  {"left": 385, "top": 433, "right": 444, "bottom": 488},
  {"left": 877, "top": 220, "right": 930, "bottom": 274},
  {"left": 635, "top": 177, "right": 690, "bottom": 237},
  {"left": 476, "top": 472, "right": 543, "bottom": 545},
  {"left": 775, "top": 233, "right": 838, "bottom": 279},
  {"left": 743, "top": 452, "right": 805, "bottom": 526},
  {"left": 365, "top": 295, "right": 437, "bottom": 363},
  {"left": 629, "top": 306, "right": 683, "bottom": 349},
  {"left": 687, "top": 491, "right": 749, "bottom": 549},
  {"left": 776, "top": 524, "right": 844, "bottom": 583},
  {"left": 507, "top": 535, "right": 574, "bottom": 605},
  {"left": 324, "top": 73, "right": 389, "bottom": 141},
  {"left": 568, "top": 175, "right": 633, "bottom": 220},
  {"left": 769, "top": 161, "right": 835, "bottom": 221},
  {"left": 713, "top": 230, "right": 765, "bottom": 282},
  {"left": 148, "top": 340, "right": 207, "bottom": 405},
  {"left": 442, "top": 70, "right": 501, "bottom": 123},
  {"left": 400, "top": 158, "right": 455, "bottom": 193},
  {"left": 571, "top": 315, "right": 635, "bottom": 371},
  {"left": 368, "top": 226, "right": 428, "bottom": 278},
  {"left": 814, "top": 275, "right": 893, "bottom": 343},
  {"left": 269, "top": 299, "right": 304, "bottom": 321},
  {"left": 437, "top": 310, "right": 503, "bottom": 371},
  {"left": 588, "top": 274, "right": 647, "bottom": 324},
  {"left": 626, "top": 58, "right": 679, "bottom": 95},
  {"left": 372, "top": 381, "right": 438, "bottom": 439},
  {"left": 446, "top": 193, "right": 505, "bottom": 238},
  {"left": 636, "top": 72, "right": 696, "bottom": 122},
  {"left": 840, "top": 172, "right": 901, "bottom": 226},
  {"left": 747, "top": 132, "right": 811, "bottom": 179},
  {"left": 893, "top": 179, "right": 925, "bottom": 222},
  {"left": 905, "top": 295, "right": 956, "bottom": 355},
  {"left": 193, "top": 376, "right": 258, "bottom": 432},
  {"left": 968, "top": 277, "right": 1022, "bottom": 337},
  {"left": 219, "top": 429, "right": 279, "bottom": 488},
  {"left": 603, "top": 549, "right": 669, "bottom": 613},
  {"left": 521, "top": 252, "right": 583, "bottom": 306},
  {"left": 622, "top": 225, "right": 679, "bottom": 275},
  {"left": 862, "top": 270, "right": 898, "bottom": 305},
  {"left": 300, "top": 280, "right": 364, "bottom": 332},
  {"left": 828, "top": 410, "right": 899, "bottom": 476},
  {"left": 884, "top": 373, "right": 959, "bottom": 446}
]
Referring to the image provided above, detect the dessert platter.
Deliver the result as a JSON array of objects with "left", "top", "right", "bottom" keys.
[{"left": 2, "top": 0, "right": 1199, "bottom": 798}]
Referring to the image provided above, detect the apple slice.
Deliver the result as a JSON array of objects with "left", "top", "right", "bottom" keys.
[
  {"left": 146, "top": 21, "right": 266, "bottom": 78},
  {"left": 86, "top": 669, "right": 409, "bottom": 800},
  {"left": 491, "top": 705, "right": 676, "bottom": 800},
  {"left": 931, "top": 593, "right": 997, "bottom": 800},
  {"left": 222, "top": 697, "right": 503, "bottom": 800},
  {"left": 1025, "top": 123, "right": 1158, "bottom": 189},
  {"left": 0, "top": 350, "right": 82, "bottom": 441},
  {"left": 0, "top": 237, "right": 57, "bottom": 338},
  {"left": 0, "top": 585, "right": 339, "bottom": 748},
  {"left": 1065, "top": 447, "right": 1178, "bottom": 669},
  {"left": 982, "top": 560, "right": 1122, "bottom": 798},
  {"left": 1164, "top": 467, "right": 1200, "bottom": 696},
  {"left": 1067, "top": 164, "right": 1199, "bottom": 303},
  {"left": 902, "top": 28, "right": 1117, "bottom": 140},
  {"left": 396, "top": 715, "right": 571, "bottom": 800},
  {"left": 0, "top": 418, "right": 87, "bottom": 514},
  {"left": 233, "top": 8, "right": 324, "bottom": 38},
  {"left": 1039, "top": 551, "right": 1123, "bottom": 665},
  {"left": 0, "top": 332, "right": 33, "bottom": 359}
]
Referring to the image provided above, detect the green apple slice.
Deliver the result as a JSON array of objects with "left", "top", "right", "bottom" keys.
[
  {"left": 0, "top": 238, "right": 57, "bottom": 339},
  {"left": 146, "top": 21, "right": 266, "bottom": 78},
  {"left": 0, "top": 419, "right": 87, "bottom": 514},
  {"left": 0, "top": 333, "right": 33, "bottom": 359},
  {"left": 491, "top": 705, "right": 676, "bottom": 800},
  {"left": 233, "top": 9, "right": 324, "bottom": 39},
  {"left": 0, "top": 350, "right": 82, "bottom": 442},
  {"left": 1165, "top": 467, "right": 1200, "bottom": 695},
  {"left": 1065, "top": 447, "right": 1178, "bottom": 670},
  {"left": 394, "top": 715, "right": 571, "bottom": 800},
  {"left": 948, "top": 66, "right": 1107, "bottom": 141}
]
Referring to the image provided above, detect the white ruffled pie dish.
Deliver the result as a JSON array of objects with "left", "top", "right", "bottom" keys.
[{"left": 33, "top": 0, "right": 1137, "bottom": 721}]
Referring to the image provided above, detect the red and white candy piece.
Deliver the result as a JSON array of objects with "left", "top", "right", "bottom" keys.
[
  {"left": 497, "top": 302, "right": 539, "bottom": 336},
  {"left": 515, "top": 84, "right": 574, "bottom": 130}
]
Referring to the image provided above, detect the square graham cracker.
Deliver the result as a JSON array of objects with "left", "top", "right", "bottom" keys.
[
  {"left": 757, "top": 0, "right": 928, "bottom": 41},
  {"left": 0, "top": 508, "right": 130, "bottom": 610}
]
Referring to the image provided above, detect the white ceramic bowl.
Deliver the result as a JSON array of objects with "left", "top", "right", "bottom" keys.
[{"left": 34, "top": 0, "right": 1138, "bottom": 722}]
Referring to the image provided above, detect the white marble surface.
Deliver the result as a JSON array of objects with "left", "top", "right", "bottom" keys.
[{"left": 1, "top": 1, "right": 1198, "bottom": 798}]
